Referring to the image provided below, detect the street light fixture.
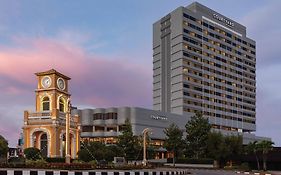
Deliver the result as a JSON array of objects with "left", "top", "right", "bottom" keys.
[{"left": 142, "top": 128, "right": 152, "bottom": 166}]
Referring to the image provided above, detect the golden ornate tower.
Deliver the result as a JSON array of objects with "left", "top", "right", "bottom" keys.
[{"left": 23, "top": 69, "right": 80, "bottom": 158}]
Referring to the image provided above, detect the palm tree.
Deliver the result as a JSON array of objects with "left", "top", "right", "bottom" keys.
[
  {"left": 257, "top": 140, "right": 274, "bottom": 171},
  {"left": 245, "top": 141, "right": 260, "bottom": 170}
]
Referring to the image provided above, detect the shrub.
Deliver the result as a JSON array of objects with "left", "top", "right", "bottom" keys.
[
  {"left": 89, "top": 160, "right": 97, "bottom": 166},
  {"left": 24, "top": 147, "right": 42, "bottom": 160},
  {"left": 8, "top": 157, "right": 25, "bottom": 164},
  {"left": 72, "top": 159, "right": 84, "bottom": 164},
  {"left": 0, "top": 135, "right": 8, "bottom": 158},
  {"left": 78, "top": 149, "right": 93, "bottom": 162},
  {"left": 239, "top": 162, "right": 251, "bottom": 171},
  {"left": 26, "top": 159, "right": 47, "bottom": 167},
  {"left": 45, "top": 157, "right": 65, "bottom": 163}
]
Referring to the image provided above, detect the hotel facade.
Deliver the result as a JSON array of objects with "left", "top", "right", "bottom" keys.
[{"left": 153, "top": 2, "right": 256, "bottom": 136}]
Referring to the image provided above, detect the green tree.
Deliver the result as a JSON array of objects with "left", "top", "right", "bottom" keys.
[
  {"left": 0, "top": 135, "right": 8, "bottom": 159},
  {"left": 117, "top": 118, "right": 141, "bottom": 161},
  {"left": 24, "top": 147, "right": 42, "bottom": 160},
  {"left": 104, "top": 145, "right": 124, "bottom": 162},
  {"left": 257, "top": 140, "right": 274, "bottom": 171},
  {"left": 206, "top": 132, "right": 225, "bottom": 167},
  {"left": 78, "top": 141, "right": 121, "bottom": 162},
  {"left": 164, "top": 123, "right": 184, "bottom": 166},
  {"left": 224, "top": 135, "right": 243, "bottom": 167},
  {"left": 78, "top": 141, "right": 99, "bottom": 162},
  {"left": 207, "top": 132, "right": 243, "bottom": 168},
  {"left": 185, "top": 112, "right": 211, "bottom": 158},
  {"left": 245, "top": 141, "right": 260, "bottom": 170}
]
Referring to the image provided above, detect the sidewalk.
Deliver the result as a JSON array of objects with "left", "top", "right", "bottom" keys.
[{"left": 164, "top": 163, "right": 213, "bottom": 168}]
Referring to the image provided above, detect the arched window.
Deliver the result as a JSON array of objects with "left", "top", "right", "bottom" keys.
[
  {"left": 59, "top": 98, "right": 65, "bottom": 112},
  {"left": 42, "top": 97, "right": 50, "bottom": 111}
]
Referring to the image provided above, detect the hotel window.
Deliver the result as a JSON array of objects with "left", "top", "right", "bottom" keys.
[
  {"left": 42, "top": 97, "right": 50, "bottom": 111},
  {"left": 107, "top": 127, "right": 117, "bottom": 132},
  {"left": 105, "top": 113, "right": 118, "bottom": 120},
  {"left": 82, "top": 126, "right": 93, "bottom": 132},
  {"left": 95, "top": 126, "right": 105, "bottom": 132},
  {"left": 93, "top": 113, "right": 103, "bottom": 120}
]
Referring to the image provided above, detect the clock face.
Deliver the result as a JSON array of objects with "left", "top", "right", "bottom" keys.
[
  {"left": 41, "top": 76, "right": 51, "bottom": 89},
  {"left": 57, "top": 78, "right": 65, "bottom": 90}
]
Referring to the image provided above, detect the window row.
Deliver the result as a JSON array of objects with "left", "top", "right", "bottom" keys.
[
  {"left": 183, "top": 15, "right": 256, "bottom": 49},
  {"left": 183, "top": 91, "right": 255, "bottom": 112},
  {"left": 183, "top": 59, "right": 255, "bottom": 83},
  {"left": 93, "top": 113, "right": 118, "bottom": 120},
  {"left": 183, "top": 50, "right": 255, "bottom": 77},
  {"left": 183, "top": 27, "right": 256, "bottom": 61},
  {"left": 183, "top": 108, "right": 255, "bottom": 124},
  {"left": 183, "top": 66, "right": 244, "bottom": 87},
  {"left": 184, "top": 74, "right": 244, "bottom": 91},
  {"left": 183, "top": 100, "right": 255, "bottom": 118},
  {"left": 212, "top": 125, "right": 239, "bottom": 132},
  {"left": 183, "top": 83, "right": 256, "bottom": 104},
  {"left": 82, "top": 124, "right": 129, "bottom": 133},
  {"left": 184, "top": 40, "right": 256, "bottom": 72}
]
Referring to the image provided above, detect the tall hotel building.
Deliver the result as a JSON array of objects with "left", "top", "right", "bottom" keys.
[{"left": 153, "top": 2, "right": 256, "bottom": 134}]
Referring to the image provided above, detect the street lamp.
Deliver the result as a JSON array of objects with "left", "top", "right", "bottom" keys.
[
  {"left": 142, "top": 128, "right": 152, "bottom": 166},
  {"left": 65, "top": 100, "right": 71, "bottom": 163}
]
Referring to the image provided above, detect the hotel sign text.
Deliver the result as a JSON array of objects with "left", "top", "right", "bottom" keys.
[
  {"left": 213, "top": 14, "right": 234, "bottom": 28},
  {"left": 151, "top": 115, "right": 168, "bottom": 121}
]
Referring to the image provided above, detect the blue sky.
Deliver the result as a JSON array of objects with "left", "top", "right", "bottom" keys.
[{"left": 0, "top": 0, "right": 281, "bottom": 146}]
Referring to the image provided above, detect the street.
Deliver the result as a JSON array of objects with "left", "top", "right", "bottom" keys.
[{"left": 188, "top": 169, "right": 237, "bottom": 175}]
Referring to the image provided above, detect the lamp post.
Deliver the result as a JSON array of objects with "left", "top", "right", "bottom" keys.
[
  {"left": 142, "top": 128, "right": 151, "bottom": 166},
  {"left": 65, "top": 101, "right": 71, "bottom": 163}
]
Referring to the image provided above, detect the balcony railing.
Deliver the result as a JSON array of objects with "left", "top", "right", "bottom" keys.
[
  {"left": 28, "top": 111, "right": 51, "bottom": 120},
  {"left": 27, "top": 110, "right": 76, "bottom": 124},
  {"left": 59, "top": 111, "right": 66, "bottom": 119}
]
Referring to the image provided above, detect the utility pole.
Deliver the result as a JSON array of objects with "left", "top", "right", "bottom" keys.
[{"left": 65, "top": 101, "right": 71, "bottom": 163}]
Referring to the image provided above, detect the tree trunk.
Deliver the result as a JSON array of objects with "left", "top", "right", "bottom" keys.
[
  {"left": 263, "top": 154, "right": 267, "bottom": 171},
  {"left": 255, "top": 154, "right": 260, "bottom": 170},
  {"left": 173, "top": 149, "right": 175, "bottom": 167}
]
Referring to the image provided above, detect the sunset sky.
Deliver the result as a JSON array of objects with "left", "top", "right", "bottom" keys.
[{"left": 0, "top": 0, "right": 281, "bottom": 146}]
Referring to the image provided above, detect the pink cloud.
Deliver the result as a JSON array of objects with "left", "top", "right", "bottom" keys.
[
  {"left": 4, "top": 86, "right": 23, "bottom": 95},
  {"left": 0, "top": 36, "right": 152, "bottom": 106},
  {"left": 0, "top": 36, "right": 152, "bottom": 146}
]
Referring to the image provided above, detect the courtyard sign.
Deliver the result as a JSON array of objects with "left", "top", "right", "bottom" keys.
[
  {"left": 151, "top": 115, "right": 168, "bottom": 121},
  {"left": 213, "top": 14, "right": 234, "bottom": 28}
]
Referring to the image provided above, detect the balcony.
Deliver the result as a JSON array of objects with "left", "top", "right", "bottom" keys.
[
  {"left": 28, "top": 111, "right": 52, "bottom": 120},
  {"left": 105, "top": 119, "right": 118, "bottom": 125},
  {"left": 86, "top": 131, "right": 121, "bottom": 137},
  {"left": 93, "top": 119, "right": 105, "bottom": 125},
  {"left": 104, "top": 131, "right": 120, "bottom": 137}
]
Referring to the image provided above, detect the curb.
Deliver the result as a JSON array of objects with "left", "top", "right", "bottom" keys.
[
  {"left": 0, "top": 169, "right": 190, "bottom": 175},
  {"left": 236, "top": 171, "right": 273, "bottom": 175}
]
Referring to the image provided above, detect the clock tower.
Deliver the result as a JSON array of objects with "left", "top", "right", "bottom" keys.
[{"left": 23, "top": 69, "right": 80, "bottom": 158}]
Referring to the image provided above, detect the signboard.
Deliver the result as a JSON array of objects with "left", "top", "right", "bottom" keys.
[
  {"left": 213, "top": 14, "right": 234, "bottom": 28},
  {"left": 151, "top": 115, "right": 168, "bottom": 121}
]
